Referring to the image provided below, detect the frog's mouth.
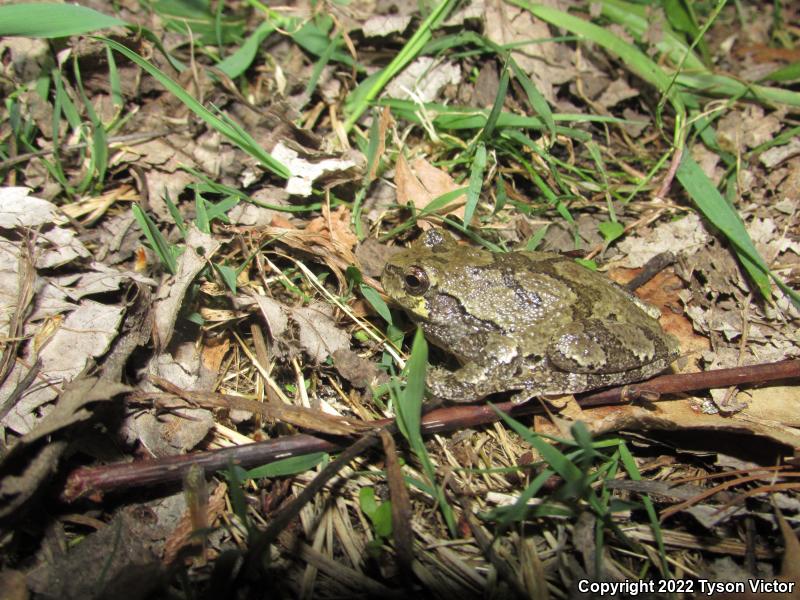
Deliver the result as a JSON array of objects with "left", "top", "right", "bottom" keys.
[{"left": 403, "top": 296, "right": 429, "bottom": 319}]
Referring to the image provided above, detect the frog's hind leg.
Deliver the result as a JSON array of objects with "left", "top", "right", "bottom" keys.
[
  {"left": 547, "top": 319, "right": 678, "bottom": 375},
  {"left": 426, "top": 362, "right": 522, "bottom": 403}
]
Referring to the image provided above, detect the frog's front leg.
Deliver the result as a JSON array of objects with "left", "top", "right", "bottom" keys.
[{"left": 426, "top": 334, "right": 520, "bottom": 402}]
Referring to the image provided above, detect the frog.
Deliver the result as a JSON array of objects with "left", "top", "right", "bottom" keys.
[{"left": 381, "top": 229, "right": 680, "bottom": 403}]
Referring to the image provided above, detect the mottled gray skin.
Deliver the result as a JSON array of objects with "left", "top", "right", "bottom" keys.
[{"left": 382, "top": 229, "right": 680, "bottom": 403}]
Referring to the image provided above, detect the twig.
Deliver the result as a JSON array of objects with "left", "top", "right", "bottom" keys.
[
  {"left": 63, "top": 359, "right": 800, "bottom": 501},
  {"left": 623, "top": 251, "right": 676, "bottom": 293},
  {"left": 577, "top": 358, "right": 800, "bottom": 406}
]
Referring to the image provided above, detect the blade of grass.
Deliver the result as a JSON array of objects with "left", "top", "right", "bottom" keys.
[
  {"left": 344, "top": 0, "right": 458, "bottom": 131},
  {"left": 0, "top": 3, "right": 127, "bottom": 37},
  {"left": 481, "top": 59, "right": 510, "bottom": 142},
  {"left": 601, "top": 0, "right": 800, "bottom": 108},
  {"left": 352, "top": 109, "right": 386, "bottom": 239},
  {"left": 509, "top": 58, "right": 556, "bottom": 145},
  {"left": 182, "top": 168, "right": 331, "bottom": 213},
  {"left": 132, "top": 204, "right": 178, "bottom": 275},
  {"left": 463, "top": 142, "right": 487, "bottom": 228},
  {"left": 675, "top": 152, "right": 799, "bottom": 305},
  {"left": 380, "top": 98, "right": 615, "bottom": 139},
  {"left": 394, "top": 329, "right": 457, "bottom": 535},
  {"left": 599, "top": 0, "right": 705, "bottom": 71},
  {"left": 101, "top": 37, "right": 290, "bottom": 179},
  {"left": 215, "top": 21, "right": 276, "bottom": 79},
  {"left": 243, "top": 452, "right": 329, "bottom": 480},
  {"left": 510, "top": 1, "right": 683, "bottom": 113},
  {"left": 618, "top": 441, "right": 671, "bottom": 578}
]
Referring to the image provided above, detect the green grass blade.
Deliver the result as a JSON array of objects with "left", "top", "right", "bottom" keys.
[
  {"left": 760, "top": 61, "right": 800, "bottom": 84},
  {"left": 599, "top": 0, "right": 705, "bottom": 72},
  {"left": 361, "top": 284, "right": 392, "bottom": 324},
  {"left": 509, "top": 58, "right": 556, "bottom": 145},
  {"left": 195, "top": 194, "right": 211, "bottom": 234},
  {"left": 163, "top": 191, "right": 187, "bottom": 237},
  {"left": 380, "top": 98, "right": 614, "bottom": 138},
  {"left": 482, "top": 60, "right": 510, "bottom": 141},
  {"left": 675, "top": 73, "right": 800, "bottom": 108},
  {"left": 618, "top": 441, "right": 671, "bottom": 577},
  {"left": 344, "top": 0, "right": 457, "bottom": 131},
  {"left": 0, "top": 3, "right": 127, "bottom": 37},
  {"left": 244, "top": 452, "right": 328, "bottom": 480},
  {"left": 490, "top": 405, "right": 583, "bottom": 484},
  {"left": 509, "top": 0, "right": 684, "bottom": 115},
  {"left": 101, "top": 37, "right": 290, "bottom": 179},
  {"left": 215, "top": 263, "right": 238, "bottom": 294},
  {"left": 601, "top": 0, "right": 800, "bottom": 108},
  {"left": 394, "top": 329, "right": 457, "bottom": 535},
  {"left": 216, "top": 21, "right": 276, "bottom": 79},
  {"left": 305, "top": 32, "right": 341, "bottom": 101},
  {"left": 464, "top": 142, "right": 487, "bottom": 228},
  {"left": 289, "top": 15, "right": 356, "bottom": 68},
  {"left": 675, "top": 152, "right": 774, "bottom": 301},
  {"left": 105, "top": 46, "right": 124, "bottom": 110},
  {"left": 395, "top": 329, "right": 427, "bottom": 446},
  {"left": 132, "top": 204, "right": 178, "bottom": 275}
]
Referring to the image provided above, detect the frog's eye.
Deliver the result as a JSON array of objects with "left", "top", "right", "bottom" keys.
[{"left": 403, "top": 266, "right": 429, "bottom": 296}]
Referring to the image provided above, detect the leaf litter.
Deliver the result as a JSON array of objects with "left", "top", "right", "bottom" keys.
[{"left": 0, "top": 0, "right": 798, "bottom": 597}]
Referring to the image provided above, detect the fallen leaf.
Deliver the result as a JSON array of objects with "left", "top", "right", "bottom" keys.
[
  {"left": 251, "top": 295, "right": 350, "bottom": 363},
  {"left": 0, "top": 299, "right": 125, "bottom": 434},
  {"left": 153, "top": 226, "right": 221, "bottom": 350},
  {"left": 362, "top": 14, "right": 412, "bottom": 37},
  {"left": 537, "top": 384, "right": 800, "bottom": 449},
  {"left": 384, "top": 57, "right": 461, "bottom": 103},
  {"left": 271, "top": 142, "right": 359, "bottom": 197},
  {"left": 293, "top": 302, "right": 350, "bottom": 364},
  {"left": 25, "top": 511, "right": 161, "bottom": 599},
  {"left": 333, "top": 348, "right": 388, "bottom": 389},
  {"left": 617, "top": 213, "right": 710, "bottom": 269},
  {"left": 0, "top": 187, "right": 56, "bottom": 227},
  {"left": 395, "top": 154, "right": 464, "bottom": 221},
  {"left": 21, "top": 377, "right": 131, "bottom": 445},
  {"left": 759, "top": 138, "right": 800, "bottom": 169},
  {"left": 252, "top": 295, "right": 289, "bottom": 338},
  {"left": 596, "top": 78, "right": 639, "bottom": 110}
]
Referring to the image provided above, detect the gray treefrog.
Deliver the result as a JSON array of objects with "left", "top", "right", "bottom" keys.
[{"left": 382, "top": 229, "right": 680, "bottom": 403}]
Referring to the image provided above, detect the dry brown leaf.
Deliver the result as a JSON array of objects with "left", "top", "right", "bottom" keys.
[
  {"left": 707, "top": 508, "right": 800, "bottom": 599},
  {"left": 308, "top": 204, "right": 359, "bottom": 255},
  {"left": 21, "top": 377, "right": 131, "bottom": 445},
  {"left": 616, "top": 213, "right": 710, "bottom": 269},
  {"left": 1, "top": 300, "right": 125, "bottom": 434},
  {"left": 380, "top": 428, "right": 414, "bottom": 572},
  {"left": 362, "top": 14, "right": 412, "bottom": 37},
  {"left": 252, "top": 295, "right": 350, "bottom": 364},
  {"left": 271, "top": 142, "right": 359, "bottom": 197},
  {"left": 153, "top": 226, "right": 221, "bottom": 350},
  {"left": 293, "top": 302, "right": 350, "bottom": 364},
  {"left": 595, "top": 78, "right": 639, "bottom": 110},
  {"left": 395, "top": 154, "right": 465, "bottom": 221},
  {"left": 0, "top": 440, "right": 66, "bottom": 519},
  {"left": 25, "top": 511, "right": 161, "bottom": 599},
  {"left": 384, "top": 57, "right": 461, "bottom": 103}
]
